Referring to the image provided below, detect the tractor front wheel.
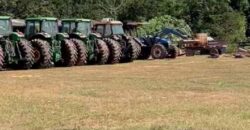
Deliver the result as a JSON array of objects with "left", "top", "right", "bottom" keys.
[
  {"left": 151, "top": 44, "right": 167, "bottom": 59},
  {"left": 105, "top": 38, "right": 122, "bottom": 64},
  {"left": 31, "top": 39, "right": 52, "bottom": 68},
  {"left": 18, "top": 39, "right": 35, "bottom": 69},
  {"left": 61, "top": 39, "right": 77, "bottom": 67},
  {"left": 70, "top": 38, "right": 87, "bottom": 66},
  {"left": 96, "top": 39, "right": 110, "bottom": 64}
]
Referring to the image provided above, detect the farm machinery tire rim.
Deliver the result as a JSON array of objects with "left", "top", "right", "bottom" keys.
[
  {"left": 61, "top": 39, "right": 78, "bottom": 67},
  {"left": 96, "top": 39, "right": 110, "bottom": 64},
  {"left": 18, "top": 39, "right": 35, "bottom": 69},
  {"left": 151, "top": 44, "right": 167, "bottom": 59},
  {"left": 31, "top": 39, "right": 52, "bottom": 68},
  {"left": 70, "top": 38, "right": 87, "bottom": 66},
  {"left": 105, "top": 38, "right": 122, "bottom": 64}
]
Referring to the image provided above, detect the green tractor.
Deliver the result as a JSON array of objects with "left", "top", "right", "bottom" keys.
[
  {"left": 25, "top": 17, "right": 77, "bottom": 68},
  {"left": 60, "top": 19, "right": 109, "bottom": 64},
  {"left": 93, "top": 18, "right": 141, "bottom": 63},
  {"left": 0, "top": 16, "right": 34, "bottom": 70}
]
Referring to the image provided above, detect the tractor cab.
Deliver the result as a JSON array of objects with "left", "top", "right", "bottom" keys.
[
  {"left": 0, "top": 17, "right": 12, "bottom": 37},
  {"left": 61, "top": 19, "right": 91, "bottom": 36},
  {"left": 25, "top": 17, "right": 59, "bottom": 40},
  {"left": 94, "top": 18, "right": 125, "bottom": 37}
]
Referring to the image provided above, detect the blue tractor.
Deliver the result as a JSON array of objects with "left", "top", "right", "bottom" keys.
[{"left": 139, "top": 28, "right": 188, "bottom": 59}]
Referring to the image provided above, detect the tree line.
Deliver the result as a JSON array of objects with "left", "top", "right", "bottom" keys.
[{"left": 0, "top": 0, "right": 250, "bottom": 46}]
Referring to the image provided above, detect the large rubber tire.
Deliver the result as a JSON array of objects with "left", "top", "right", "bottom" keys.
[
  {"left": 61, "top": 39, "right": 77, "bottom": 67},
  {"left": 105, "top": 38, "right": 122, "bottom": 64},
  {"left": 70, "top": 38, "right": 87, "bottom": 66},
  {"left": 31, "top": 39, "right": 52, "bottom": 68},
  {"left": 151, "top": 44, "right": 167, "bottom": 59},
  {"left": 122, "top": 39, "right": 137, "bottom": 63},
  {"left": 210, "top": 47, "right": 220, "bottom": 58},
  {"left": 166, "top": 45, "right": 177, "bottom": 59},
  {"left": 139, "top": 46, "right": 151, "bottom": 60},
  {"left": 18, "top": 39, "right": 35, "bottom": 69},
  {"left": 0, "top": 47, "right": 4, "bottom": 70},
  {"left": 132, "top": 38, "right": 142, "bottom": 59},
  {"left": 96, "top": 39, "right": 110, "bottom": 64},
  {"left": 185, "top": 49, "right": 195, "bottom": 56}
]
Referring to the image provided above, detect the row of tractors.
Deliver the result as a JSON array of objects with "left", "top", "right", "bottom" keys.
[
  {"left": 0, "top": 17, "right": 146, "bottom": 70},
  {"left": 0, "top": 16, "right": 230, "bottom": 71}
]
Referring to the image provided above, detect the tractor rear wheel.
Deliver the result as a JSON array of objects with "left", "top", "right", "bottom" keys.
[
  {"left": 96, "top": 39, "right": 110, "bottom": 64},
  {"left": 18, "top": 39, "right": 35, "bottom": 69},
  {"left": 132, "top": 38, "right": 142, "bottom": 59},
  {"left": 105, "top": 38, "right": 122, "bottom": 64},
  {"left": 139, "top": 47, "right": 151, "bottom": 59},
  {"left": 0, "top": 47, "right": 4, "bottom": 70},
  {"left": 61, "top": 39, "right": 77, "bottom": 67},
  {"left": 122, "top": 39, "right": 137, "bottom": 62},
  {"left": 151, "top": 43, "right": 167, "bottom": 59},
  {"left": 70, "top": 38, "right": 87, "bottom": 66},
  {"left": 31, "top": 39, "right": 52, "bottom": 68},
  {"left": 166, "top": 45, "right": 177, "bottom": 59}
]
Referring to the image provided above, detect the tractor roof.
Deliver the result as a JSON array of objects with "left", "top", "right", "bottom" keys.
[
  {"left": 94, "top": 18, "right": 123, "bottom": 25},
  {"left": 0, "top": 16, "right": 11, "bottom": 20},
  {"left": 26, "top": 17, "right": 57, "bottom": 21},
  {"left": 12, "top": 19, "right": 25, "bottom": 27},
  {"left": 61, "top": 19, "right": 91, "bottom": 22}
]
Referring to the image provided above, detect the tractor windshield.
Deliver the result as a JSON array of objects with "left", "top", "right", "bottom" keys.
[
  {"left": 112, "top": 24, "right": 124, "bottom": 35},
  {"left": 77, "top": 22, "right": 91, "bottom": 35},
  {"left": 41, "top": 20, "right": 58, "bottom": 36},
  {"left": 0, "top": 19, "right": 12, "bottom": 36}
]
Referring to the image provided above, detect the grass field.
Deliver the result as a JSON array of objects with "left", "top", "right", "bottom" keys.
[{"left": 0, "top": 56, "right": 249, "bottom": 130}]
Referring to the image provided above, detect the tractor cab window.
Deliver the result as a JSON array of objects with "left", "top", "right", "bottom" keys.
[
  {"left": 96, "top": 25, "right": 104, "bottom": 35},
  {"left": 77, "top": 22, "right": 91, "bottom": 35},
  {"left": 61, "top": 22, "right": 70, "bottom": 33},
  {"left": 41, "top": 20, "right": 58, "bottom": 37},
  {"left": 25, "top": 20, "right": 41, "bottom": 38},
  {"left": 112, "top": 24, "right": 124, "bottom": 35},
  {"left": 0, "top": 19, "right": 12, "bottom": 36},
  {"left": 105, "top": 24, "right": 112, "bottom": 36}
]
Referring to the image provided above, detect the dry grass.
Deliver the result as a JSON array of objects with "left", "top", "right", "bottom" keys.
[{"left": 0, "top": 56, "right": 249, "bottom": 130}]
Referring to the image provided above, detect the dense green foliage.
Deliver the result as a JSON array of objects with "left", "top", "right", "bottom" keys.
[{"left": 0, "top": 0, "right": 249, "bottom": 46}]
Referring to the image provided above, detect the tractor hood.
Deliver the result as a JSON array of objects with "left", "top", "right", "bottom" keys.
[
  {"left": 74, "top": 32, "right": 87, "bottom": 38},
  {"left": 155, "top": 37, "right": 172, "bottom": 45}
]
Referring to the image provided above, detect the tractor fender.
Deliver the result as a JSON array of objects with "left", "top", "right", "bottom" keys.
[
  {"left": 56, "top": 33, "right": 69, "bottom": 41},
  {"left": 90, "top": 33, "right": 101, "bottom": 38},
  {"left": 30, "top": 33, "right": 52, "bottom": 41},
  {"left": 69, "top": 33, "right": 87, "bottom": 40},
  {"left": 133, "top": 37, "right": 144, "bottom": 46}
]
